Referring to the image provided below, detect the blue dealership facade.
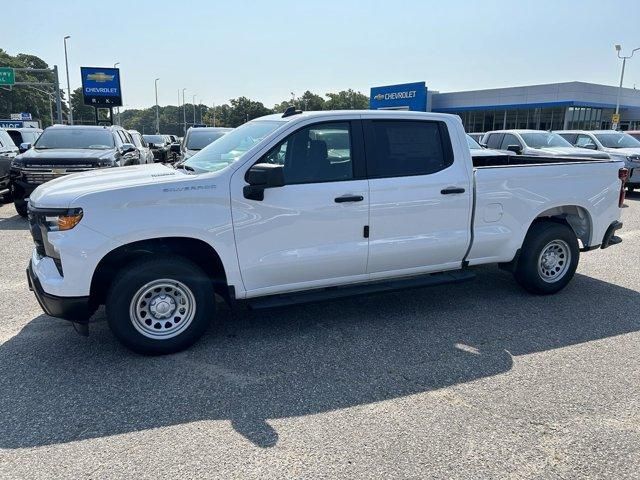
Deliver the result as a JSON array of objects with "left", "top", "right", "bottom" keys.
[{"left": 370, "top": 81, "right": 640, "bottom": 131}]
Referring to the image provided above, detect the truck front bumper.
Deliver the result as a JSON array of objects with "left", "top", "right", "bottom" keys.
[{"left": 27, "top": 261, "right": 94, "bottom": 323}]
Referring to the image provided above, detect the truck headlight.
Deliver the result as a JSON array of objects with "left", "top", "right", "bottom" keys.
[{"left": 44, "top": 208, "right": 83, "bottom": 231}]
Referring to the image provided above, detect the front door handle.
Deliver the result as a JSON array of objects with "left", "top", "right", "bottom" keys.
[
  {"left": 440, "top": 187, "right": 466, "bottom": 195},
  {"left": 335, "top": 194, "right": 364, "bottom": 203}
]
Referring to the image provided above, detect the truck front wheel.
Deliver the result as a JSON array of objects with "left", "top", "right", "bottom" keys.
[
  {"left": 106, "top": 257, "right": 215, "bottom": 355},
  {"left": 514, "top": 221, "right": 579, "bottom": 295}
]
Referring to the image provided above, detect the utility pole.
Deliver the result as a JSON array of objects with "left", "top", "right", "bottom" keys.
[
  {"left": 53, "top": 65, "right": 63, "bottom": 124},
  {"left": 192, "top": 94, "right": 197, "bottom": 124},
  {"left": 113, "top": 62, "right": 120, "bottom": 125},
  {"left": 154, "top": 78, "right": 160, "bottom": 134},
  {"left": 63, "top": 35, "right": 73, "bottom": 125},
  {"left": 182, "top": 88, "right": 187, "bottom": 135}
]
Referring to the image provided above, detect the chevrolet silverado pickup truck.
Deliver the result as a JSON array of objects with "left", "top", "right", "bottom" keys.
[{"left": 26, "top": 110, "right": 626, "bottom": 354}]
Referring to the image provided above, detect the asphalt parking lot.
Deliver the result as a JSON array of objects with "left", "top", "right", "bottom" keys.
[{"left": 0, "top": 197, "right": 639, "bottom": 479}]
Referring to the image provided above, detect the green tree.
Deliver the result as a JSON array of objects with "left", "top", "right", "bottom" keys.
[
  {"left": 0, "top": 49, "right": 67, "bottom": 127},
  {"left": 324, "top": 89, "right": 369, "bottom": 110},
  {"left": 70, "top": 88, "right": 96, "bottom": 125}
]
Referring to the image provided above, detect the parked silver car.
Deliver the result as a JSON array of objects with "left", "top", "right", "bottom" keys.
[
  {"left": 555, "top": 130, "right": 640, "bottom": 190},
  {"left": 128, "top": 130, "right": 155, "bottom": 164},
  {"left": 481, "top": 130, "right": 610, "bottom": 159}
]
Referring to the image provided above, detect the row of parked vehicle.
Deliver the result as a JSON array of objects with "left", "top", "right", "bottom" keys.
[
  {"left": 0, "top": 124, "right": 235, "bottom": 217},
  {"left": 468, "top": 129, "right": 640, "bottom": 190}
]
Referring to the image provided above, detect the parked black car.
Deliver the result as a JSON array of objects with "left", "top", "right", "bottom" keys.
[
  {"left": 0, "top": 128, "right": 19, "bottom": 202},
  {"left": 10, "top": 125, "right": 140, "bottom": 217},
  {"left": 142, "top": 134, "right": 171, "bottom": 162}
]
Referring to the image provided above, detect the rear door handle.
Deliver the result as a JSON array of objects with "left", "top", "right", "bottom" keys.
[
  {"left": 440, "top": 187, "right": 466, "bottom": 195},
  {"left": 335, "top": 194, "right": 364, "bottom": 203}
]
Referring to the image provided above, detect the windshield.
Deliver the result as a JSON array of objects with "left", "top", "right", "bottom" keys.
[
  {"left": 186, "top": 130, "right": 229, "bottom": 150},
  {"left": 143, "top": 135, "right": 165, "bottom": 144},
  {"left": 520, "top": 132, "right": 572, "bottom": 149},
  {"left": 35, "top": 128, "right": 114, "bottom": 149},
  {"left": 184, "top": 120, "right": 284, "bottom": 173},
  {"left": 594, "top": 133, "right": 640, "bottom": 149},
  {"left": 466, "top": 135, "right": 483, "bottom": 150}
]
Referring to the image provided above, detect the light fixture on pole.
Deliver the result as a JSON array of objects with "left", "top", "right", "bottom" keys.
[
  {"left": 614, "top": 44, "right": 640, "bottom": 130},
  {"left": 154, "top": 78, "right": 160, "bottom": 134},
  {"left": 113, "top": 62, "right": 120, "bottom": 125},
  {"left": 63, "top": 35, "right": 73, "bottom": 125}
]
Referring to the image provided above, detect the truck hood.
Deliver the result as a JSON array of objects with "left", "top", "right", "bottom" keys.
[
  {"left": 529, "top": 146, "right": 610, "bottom": 159},
  {"left": 18, "top": 148, "right": 114, "bottom": 164},
  {"left": 29, "top": 163, "right": 185, "bottom": 208}
]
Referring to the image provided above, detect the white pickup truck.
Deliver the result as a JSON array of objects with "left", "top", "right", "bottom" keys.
[{"left": 26, "top": 110, "right": 626, "bottom": 354}]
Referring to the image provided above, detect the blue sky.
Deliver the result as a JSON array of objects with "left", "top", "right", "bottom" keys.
[{"left": 4, "top": 0, "right": 640, "bottom": 111}]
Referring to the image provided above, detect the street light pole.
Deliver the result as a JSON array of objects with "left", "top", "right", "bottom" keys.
[
  {"left": 63, "top": 35, "right": 73, "bottom": 125},
  {"left": 113, "top": 62, "right": 120, "bottom": 125},
  {"left": 154, "top": 78, "right": 160, "bottom": 134},
  {"left": 614, "top": 44, "right": 640, "bottom": 130},
  {"left": 182, "top": 88, "right": 187, "bottom": 135},
  {"left": 192, "top": 94, "right": 197, "bottom": 125}
]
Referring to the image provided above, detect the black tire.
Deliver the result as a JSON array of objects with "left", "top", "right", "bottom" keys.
[
  {"left": 106, "top": 256, "right": 215, "bottom": 355},
  {"left": 514, "top": 221, "right": 579, "bottom": 295},
  {"left": 14, "top": 199, "right": 28, "bottom": 217}
]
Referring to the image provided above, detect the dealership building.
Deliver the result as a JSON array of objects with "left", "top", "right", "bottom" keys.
[{"left": 370, "top": 81, "right": 640, "bottom": 132}]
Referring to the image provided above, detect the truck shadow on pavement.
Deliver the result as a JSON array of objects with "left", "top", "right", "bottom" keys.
[{"left": 0, "top": 267, "right": 638, "bottom": 449}]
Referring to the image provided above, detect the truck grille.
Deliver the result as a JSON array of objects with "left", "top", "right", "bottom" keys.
[
  {"left": 27, "top": 210, "right": 46, "bottom": 257},
  {"left": 21, "top": 164, "right": 95, "bottom": 184}
]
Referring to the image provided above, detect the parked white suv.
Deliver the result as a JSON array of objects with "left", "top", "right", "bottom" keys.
[
  {"left": 556, "top": 130, "right": 640, "bottom": 191},
  {"left": 26, "top": 110, "right": 626, "bottom": 354}
]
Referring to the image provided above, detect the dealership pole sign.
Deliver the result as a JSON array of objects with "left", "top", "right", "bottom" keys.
[
  {"left": 80, "top": 67, "right": 122, "bottom": 107},
  {"left": 370, "top": 82, "right": 427, "bottom": 111}
]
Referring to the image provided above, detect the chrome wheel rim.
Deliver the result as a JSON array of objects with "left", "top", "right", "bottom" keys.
[
  {"left": 129, "top": 279, "right": 196, "bottom": 340},
  {"left": 537, "top": 240, "right": 571, "bottom": 283}
]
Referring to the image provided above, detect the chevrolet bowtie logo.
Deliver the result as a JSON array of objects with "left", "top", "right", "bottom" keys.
[
  {"left": 87, "top": 72, "right": 115, "bottom": 82},
  {"left": 374, "top": 94, "right": 384, "bottom": 101}
]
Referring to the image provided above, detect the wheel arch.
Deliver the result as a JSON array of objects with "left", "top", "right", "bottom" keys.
[
  {"left": 90, "top": 237, "right": 230, "bottom": 306},
  {"left": 531, "top": 204, "right": 593, "bottom": 249}
]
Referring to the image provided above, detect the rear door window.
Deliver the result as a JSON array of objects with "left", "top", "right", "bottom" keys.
[{"left": 363, "top": 120, "right": 453, "bottom": 178}]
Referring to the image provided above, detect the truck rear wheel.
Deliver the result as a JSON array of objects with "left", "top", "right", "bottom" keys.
[
  {"left": 106, "top": 257, "right": 215, "bottom": 355},
  {"left": 514, "top": 221, "right": 579, "bottom": 295}
]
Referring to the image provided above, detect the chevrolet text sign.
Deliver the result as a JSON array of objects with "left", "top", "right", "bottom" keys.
[
  {"left": 370, "top": 82, "right": 427, "bottom": 111},
  {"left": 80, "top": 67, "right": 122, "bottom": 107}
]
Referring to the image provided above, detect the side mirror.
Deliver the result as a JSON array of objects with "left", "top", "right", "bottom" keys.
[
  {"left": 506, "top": 144, "right": 523, "bottom": 154},
  {"left": 479, "top": 143, "right": 488, "bottom": 149},
  {"left": 170, "top": 143, "right": 181, "bottom": 153},
  {"left": 147, "top": 142, "right": 155, "bottom": 149},
  {"left": 243, "top": 163, "right": 285, "bottom": 201},
  {"left": 581, "top": 143, "right": 597, "bottom": 150},
  {"left": 19, "top": 142, "right": 32, "bottom": 153},
  {"left": 120, "top": 143, "right": 137, "bottom": 155}
]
